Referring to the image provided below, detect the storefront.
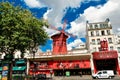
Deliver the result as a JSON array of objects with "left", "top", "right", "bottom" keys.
[
  {"left": 28, "top": 54, "right": 91, "bottom": 77},
  {"left": 12, "top": 59, "right": 27, "bottom": 80},
  {"left": 0, "top": 59, "right": 27, "bottom": 80},
  {"left": 92, "top": 50, "right": 120, "bottom": 74}
]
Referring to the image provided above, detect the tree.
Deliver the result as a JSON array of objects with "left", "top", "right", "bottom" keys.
[
  {"left": 0, "top": 2, "right": 49, "bottom": 80},
  {"left": 0, "top": 2, "right": 49, "bottom": 58}
]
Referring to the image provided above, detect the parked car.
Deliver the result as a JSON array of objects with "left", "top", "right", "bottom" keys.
[{"left": 92, "top": 70, "right": 114, "bottom": 79}]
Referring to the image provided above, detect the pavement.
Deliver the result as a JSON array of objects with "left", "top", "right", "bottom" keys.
[{"left": 52, "top": 75, "right": 120, "bottom": 80}]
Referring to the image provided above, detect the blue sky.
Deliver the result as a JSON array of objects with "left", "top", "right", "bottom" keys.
[{"left": 1, "top": 0, "right": 120, "bottom": 52}]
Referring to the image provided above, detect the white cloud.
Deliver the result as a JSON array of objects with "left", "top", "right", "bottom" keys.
[
  {"left": 67, "top": 39, "right": 84, "bottom": 50},
  {"left": 24, "top": 0, "right": 84, "bottom": 27},
  {"left": 24, "top": 0, "right": 120, "bottom": 51},
  {"left": 66, "top": 0, "right": 120, "bottom": 49},
  {"left": 43, "top": 9, "right": 52, "bottom": 20},
  {"left": 68, "top": 21, "right": 86, "bottom": 38},
  {"left": 24, "top": 0, "right": 45, "bottom": 8},
  {"left": 70, "top": 0, "right": 120, "bottom": 36}
]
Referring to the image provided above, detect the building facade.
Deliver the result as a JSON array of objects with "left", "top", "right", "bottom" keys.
[
  {"left": 86, "top": 18, "right": 114, "bottom": 52},
  {"left": 1, "top": 18, "right": 120, "bottom": 78},
  {"left": 86, "top": 18, "right": 120, "bottom": 74}
]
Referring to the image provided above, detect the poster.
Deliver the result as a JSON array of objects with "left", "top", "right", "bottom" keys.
[{"left": 1, "top": 64, "right": 9, "bottom": 80}]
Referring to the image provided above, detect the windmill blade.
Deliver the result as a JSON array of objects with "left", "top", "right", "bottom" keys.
[
  {"left": 49, "top": 25, "right": 58, "bottom": 30},
  {"left": 62, "top": 20, "right": 67, "bottom": 30},
  {"left": 65, "top": 31, "right": 77, "bottom": 38},
  {"left": 49, "top": 24, "right": 59, "bottom": 31},
  {"left": 43, "top": 19, "right": 60, "bottom": 31}
]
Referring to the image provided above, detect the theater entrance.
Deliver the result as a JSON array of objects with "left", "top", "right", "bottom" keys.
[
  {"left": 94, "top": 59, "right": 118, "bottom": 74},
  {"left": 54, "top": 68, "right": 91, "bottom": 76}
]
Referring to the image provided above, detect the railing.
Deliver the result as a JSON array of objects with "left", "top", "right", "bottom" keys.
[{"left": 26, "top": 52, "right": 91, "bottom": 59}]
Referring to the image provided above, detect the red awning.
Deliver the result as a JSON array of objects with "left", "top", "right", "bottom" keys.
[{"left": 92, "top": 50, "right": 118, "bottom": 60}]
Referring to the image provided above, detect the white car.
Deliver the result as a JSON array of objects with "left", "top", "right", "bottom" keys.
[{"left": 92, "top": 70, "right": 114, "bottom": 79}]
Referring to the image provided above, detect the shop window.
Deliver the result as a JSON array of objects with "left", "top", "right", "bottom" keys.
[{"left": 108, "top": 38, "right": 112, "bottom": 43}]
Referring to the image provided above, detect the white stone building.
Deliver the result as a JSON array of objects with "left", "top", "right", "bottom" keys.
[
  {"left": 86, "top": 18, "right": 115, "bottom": 52},
  {"left": 86, "top": 18, "right": 120, "bottom": 74}
]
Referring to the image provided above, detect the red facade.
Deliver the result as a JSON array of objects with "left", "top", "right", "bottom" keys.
[
  {"left": 99, "top": 39, "right": 108, "bottom": 51},
  {"left": 93, "top": 50, "right": 118, "bottom": 60},
  {"left": 92, "top": 40, "right": 120, "bottom": 74},
  {"left": 29, "top": 60, "right": 90, "bottom": 75}
]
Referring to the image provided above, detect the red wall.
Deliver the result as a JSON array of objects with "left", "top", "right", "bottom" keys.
[{"left": 29, "top": 60, "right": 90, "bottom": 75}]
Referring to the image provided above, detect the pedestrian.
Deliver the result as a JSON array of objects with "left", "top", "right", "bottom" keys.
[
  {"left": 50, "top": 70, "right": 53, "bottom": 78},
  {"left": 79, "top": 72, "right": 82, "bottom": 77}
]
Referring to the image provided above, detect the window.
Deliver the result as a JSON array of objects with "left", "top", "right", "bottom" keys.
[
  {"left": 96, "top": 31, "right": 99, "bottom": 36},
  {"left": 90, "top": 24, "right": 93, "bottom": 29},
  {"left": 92, "top": 39, "right": 95, "bottom": 45},
  {"left": 108, "top": 38, "right": 112, "bottom": 43},
  {"left": 103, "top": 71, "right": 107, "bottom": 74},
  {"left": 100, "top": 24, "right": 104, "bottom": 28},
  {"left": 117, "top": 47, "right": 120, "bottom": 53},
  {"left": 103, "top": 24, "right": 108, "bottom": 28},
  {"left": 118, "top": 40, "right": 120, "bottom": 44},
  {"left": 91, "top": 31, "right": 94, "bottom": 36},
  {"left": 110, "top": 46, "right": 113, "bottom": 50},
  {"left": 107, "top": 30, "right": 111, "bottom": 35},
  {"left": 95, "top": 24, "right": 98, "bottom": 29},
  {"left": 101, "top": 31, "right": 105, "bottom": 35},
  {"left": 98, "top": 72, "right": 102, "bottom": 74},
  {"left": 98, "top": 47, "right": 101, "bottom": 51},
  {"left": 97, "top": 39, "right": 100, "bottom": 44},
  {"left": 93, "top": 47, "right": 96, "bottom": 51}
]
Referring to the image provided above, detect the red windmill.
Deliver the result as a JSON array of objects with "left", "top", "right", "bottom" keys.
[{"left": 50, "top": 21, "right": 75, "bottom": 55}]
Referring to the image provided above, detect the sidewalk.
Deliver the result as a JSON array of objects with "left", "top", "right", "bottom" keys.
[
  {"left": 53, "top": 75, "right": 92, "bottom": 80},
  {"left": 52, "top": 75, "right": 120, "bottom": 80}
]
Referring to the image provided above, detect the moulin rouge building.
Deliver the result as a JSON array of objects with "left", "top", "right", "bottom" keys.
[{"left": 26, "top": 18, "right": 120, "bottom": 77}]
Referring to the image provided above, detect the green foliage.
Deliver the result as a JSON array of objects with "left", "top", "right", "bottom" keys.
[{"left": 0, "top": 2, "right": 49, "bottom": 57}]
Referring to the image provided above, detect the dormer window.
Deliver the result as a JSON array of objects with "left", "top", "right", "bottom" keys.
[{"left": 95, "top": 24, "right": 98, "bottom": 29}]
